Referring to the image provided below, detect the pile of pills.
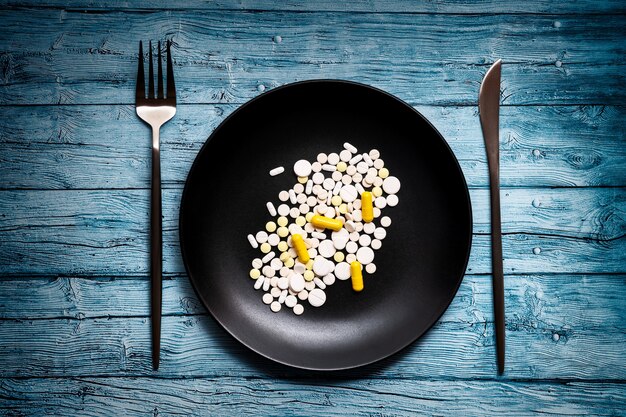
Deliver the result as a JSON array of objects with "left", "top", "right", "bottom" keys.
[{"left": 247, "top": 142, "right": 401, "bottom": 315}]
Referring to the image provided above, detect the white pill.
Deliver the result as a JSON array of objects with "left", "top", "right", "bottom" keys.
[
  {"left": 356, "top": 246, "right": 375, "bottom": 265},
  {"left": 375, "top": 196, "right": 387, "bottom": 209},
  {"left": 270, "top": 301, "right": 281, "bottom": 312},
  {"left": 307, "top": 238, "right": 320, "bottom": 248},
  {"left": 305, "top": 223, "right": 315, "bottom": 233},
  {"left": 318, "top": 240, "right": 336, "bottom": 258},
  {"left": 280, "top": 267, "right": 290, "bottom": 277},
  {"left": 305, "top": 281, "right": 316, "bottom": 291},
  {"left": 248, "top": 234, "right": 259, "bottom": 248},
  {"left": 331, "top": 228, "right": 350, "bottom": 250},
  {"left": 271, "top": 287, "right": 282, "bottom": 297},
  {"left": 346, "top": 241, "right": 358, "bottom": 254},
  {"left": 289, "top": 273, "right": 305, "bottom": 292},
  {"left": 367, "top": 167, "right": 378, "bottom": 178},
  {"left": 263, "top": 293, "right": 273, "bottom": 304},
  {"left": 317, "top": 153, "right": 328, "bottom": 164},
  {"left": 342, "top": 174, "right": 352, "bottom": 185},
  {"left": 254, "top": 277, "right": 264, "bottom": 290},
  {"left": 373, "top": 207, "right": 381, "bottom": 218},
  {"left": 334, "top": 262, "right": 351, "bottom": 280},
  {"left": 356, "top": 161, "right": 369, "bottom": 174},
  {"left": 365, "top": 263, "right": 377, "bottom": 274},
  {"left": 271, "top": 258, "right": 283, "bottom": 270},
  {"left": 293, "top": 304, "right": 305, "bottom": 315},
  {"left": 314, "top": 277, "right": 326, "bottom": 290},
  {"left": 351, "top": 210, "right": 362, "bottom": 222},
  {"left": 327, "top": 153, "right": 340, "bottom": 165},
  {"left": 374, "top": 227, "right": 387, "bottom": 240},
  {"left": 294, "top": 262, "right": 306, "bottom": 274},
  {"left": 355, "top": 222, "right": 364, "bottom": 232},
  {"left": 279, "top": 290, "right": 288, "bottom": 303},
  {"left": 297, "top": 290, "right": 308, "bottom": 300},
  {"left": 308, "top": 288, "right": 326, "bottom": 307},
  {"left": 323, "top": 178, "right": 335, "bottom": 191},
  {"left": 289, "top": 207, "right": 299, "bottom": 218},
  {"left": 262, "top": 252, "right": 275, "bottom": 263},
  {"left": 381, "top": 216, "right": 392, "bottom": 227},
  {"left": 269, "top": 166, "right": 284, "bottom": 176},
  {"left": 364, "top": 175, "right": 375, "bottom": 186},
  {"left": 285, "top": 295, "right": 297, "bottom": 308},
  {"left": 299, "top": 204, "right": 310, "bottom": 214},
  {"left": 349, "top": 154, "right": 363, "bottom": 165},
  {"left": 346, "top": 253, "right": 357, "bottom": 263},
  {"left": 268, "top": 234, "right": 280, "bottom": 246},
  {"left": 359, "top": 234, "right": 372, "bottom": 247},
  {"left": 277, "top": 204, "right": 290, "bottom": 216},
  {"left": 313, "top": 257, "right": 333, "bottom": 277},
  {"left": 294, "top": 159, "right": 312, "bottom": 177},
  {"left": 346, "top": 165, "right": 357, "bottom": 176},
  {"left": 355, "top": 183, "right": 365, "bottom": 195},
  {"left": 278, "top": 277, "right": 289, "bottom": 290},
  {"left": 263, "top": 277, "right": 271, "bottom": 291},
  {"left": 340, "top": 149, "right": 352, "bottom": 162},
  {"left": 374, "top": 158, "right": 384, "bottom": 169},
  {"left": 383, "top": 176, "right": 401, "bottom": 194},
  {"left": 306, "top": 179, "right": 313, "bottom": 194},
  {"left": 374, "top": 176, "right": 384, "bottom": 187},
  {"left": 323, "top": 273, "right": 336, "bottom": 285},
  {"left": 293, "top": 183, "right": 304, "bottom": 194},
  {"left": 263, "top": 265, "right": 275, "bottom": 277},
  {"left": 306, "top": 196, "right": 317, "bottom": 207},
  {"left": 252, "top": 258, "right": 263, "bottom": 269},
  {"left": 322, "top": 164, "right": 337, "bottom": 172},
  {"left": 297, "top": 193, "right": 307, "bottom": 204},
  {"left": 255, "top": 231, "right": 268, "bottom": 243},
  {"left": 332, "top": 180, "right": 342, "bottom": 195},
  {"left": 288, "top": 189, "right": 297, "bottom": 204},
  {"left": 349, "top": 231, "right": 360, "bottom": 242},
  {"left": 312, "top": 172, "right": 325, "bottom": 185},
  {"left": 265, "top": 202, "right": 276, "bottom": 216},
  {"left": 344, "top": 142, "right": 358, "bottom": 153},
  {"left": 345, "top": 220, "right": 356, "bottom": 233},
  {"left": 317, "top": 189, "right": 328, "bottom": 200},
  {"left": 311, "top": 161, "right": 322, "bottom": 173},
  {"left": 270, "top": 277, "right": 279, "bottom": 287},
  {"left": 362, "top": 153, "right": 374, "bottom": 166},
  {"left": 369, "top": 149, "right": 380, "bottom": 160},
  {"left": 339, "top": 184, "right": 358, "bottom": 203},
  {"left": 279, "top": 191, "right": 290, "bottom": 202},
  {"left": 363, "top": 223, "right": 376, "bottom": 234},
  {"left": 387, "top": 194, "right": 399, "bottom": 207},
  {"left": 312, "top": 231, "right": 326, "bottom": 239}
]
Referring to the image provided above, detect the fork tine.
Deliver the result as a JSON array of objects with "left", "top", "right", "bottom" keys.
[
  {"left": 166, "top": 40, "right": 176, "bottom": 101},
  {"left": 157, "top": 41, "right": 164, "bottom": 99},
  {"left": 148, "top": 40, "right": 155, "bottom": 99},
  {"left": 135, "top": 41, "right": 145, "bottom": 102}
]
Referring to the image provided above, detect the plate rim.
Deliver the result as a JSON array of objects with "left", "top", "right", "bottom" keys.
[{"left": 179, "top": 78, "right": 473, "bottom": 370}]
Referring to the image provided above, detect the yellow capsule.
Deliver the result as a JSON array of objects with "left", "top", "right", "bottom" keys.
[
  {"left": 305, "top": 212, "right": 314, "bottom": 222},
  {"left": 284, "top": 257, "right": 295, "bottom": 268},
  {"left": 311, "top": 214, "right": 343, "bottom": 231},
  {"left": 298, "top": 176, "right": 308, "bottom": 184},
  {"left": 304, "top": 270, "right": 315, "bottom": 281},
  {"left": 372, "top": 186, "right": 383, "bottom": 198},
  {"left": 351, "top": 261, "right": 364, "bottom": 292},
  {"left": 278, "top": 241, "right": 289, "bottom": 252},
  {"left": 306, "top": 259, "right": 314, "bottom": 270},
  {"left": 277, "top": 226, "right": 289, "bottom": 238},
  {"left": 337, "top": 161, "right": 347, "bottom": 172},
  {"left": 338, "top": 203, "right": 348, "bottom": 214},
  {"left": 250, "top": 269, "right": 261, "bottom": 279},
  {"left": 291, "top": 233, "right": 310, "bottom": 263},
  {"left": 331, "top": 195, "right": 342, "bottom": 207},
  {"left": 266, "top": 221, "right": 277, "bottom": 233},
  {"left": 295, "top": 216, "right": 306, "bottom": 227},
  {"left": 334, "top": 251, "right": 345, "bottom": 263},
  {"left": 260, "top": 243, "right": 272, "bottom": 254},
  {"left": 277, "top": 216, "right": 288, "bottom": 227},
  {"left": 280, "top": 252, "right": 291, "bottom": 262},
  {"left": 378, "top": 168, "right": 389, "bottom": 179},
  {"left": 361, "top": 191, "right": 374, "bottom": 223}
]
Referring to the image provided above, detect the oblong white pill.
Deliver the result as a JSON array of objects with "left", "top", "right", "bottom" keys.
[
  {"left": 294, "top": 159, "right": 312, "bottom": 177},
  {"left": 362, "top": 153, "right": 374, "bottom": 166},
  {"left": 262, "top": 251, "right": 275, "bottom": 263},
  {"left": 289, "top": 189, "right": 297, "bottom": 204},
  {"left": 308, "top": 288, "right": 326, "bottom": 307},
  {"left": 279, "top": 290, "right": 288, "bottom": 304},
  {"left": 269, "top": 166, "right": 284, "bottom": 176},
  {"left": 322, "top": 164, "right": 336, "bottom": 172},
  {"left": 356, "top": 246, "right": 375, "bottom": 265},
  {"left": 334, "top": 262, "right": 351, "bottom": 280},
  {"left": 332, "top": 181, "right": 342, "bottom": 195},
  {"left": 383, "top": 176, "right": 401, "bottom": 194},
  {"left": 248, "top": 234, "right": 259, "bottom": 248},
  {"left": 254, "top": 277, "right": 264, "bottom": 290},
  {"left": 262, "top": 293, "right": 273, "bottom": 304},
  {"left": 349, "top": 154, "right": 363, "bottom": 165},
  {"left": 344, "top": 142, "right": 358, "bottom": 153},
  {"left": 312, "top": 231, "right": 326, "bottom": 239},
  {"left": 314, "top": 277, "right": 326, "bottom": 290},
  {"left": 306, "top": 179, "right": 313, "bottom": 194},
  {"left": 263, "top": 277, "right": 271, "bottom": 291},
  {"left": 266, "top": 202, "right": 277, "bottom": 216}
]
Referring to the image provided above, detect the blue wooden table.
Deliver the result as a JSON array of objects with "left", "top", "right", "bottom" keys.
[{"left": 1, "top": 1, "right": 625, "bottom": 415}]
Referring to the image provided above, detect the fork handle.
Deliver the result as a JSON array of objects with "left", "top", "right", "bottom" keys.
[{"left": 150, "top": 126, "right": 162, "bottom": 371}]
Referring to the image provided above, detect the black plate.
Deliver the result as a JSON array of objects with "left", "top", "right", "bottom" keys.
[{"left": 179, "top": 80, "right": 472, "bottom": 370}]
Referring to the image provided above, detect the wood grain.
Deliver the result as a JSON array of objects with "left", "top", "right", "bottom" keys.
[
  {"left": 1, "top": 105, "right": 624, "bottom": 189},
  {"left": 0, "top": 188, "right": 623, "bottom": 275},
  {"left": 0, "top": 378, "right": 623, "bottom": 417},
  {"left": 2, "top": 0, "right": 626, "bottom": 13},
  {"left": 0, "top": 11, "right": 624, "bottom": 105}
]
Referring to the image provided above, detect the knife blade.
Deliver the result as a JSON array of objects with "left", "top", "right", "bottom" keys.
[{"left": 478, "top": 59, "right": 505, "bottom": 374}]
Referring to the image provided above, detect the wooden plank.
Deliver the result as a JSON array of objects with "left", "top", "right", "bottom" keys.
[
  {"left": 0, "top": 303, "right": 624, "bottom": 380},
  {"left": 0, "top": 378, "right": 623, "bottom": 417},
  {"left": 2, "top": 0, "right": 625, "bottom": 13},
  {"left": 0, "top": 188, "right": 624, "bottom": 275},
  {"left": 1, "top": 274, "right": 623, "bottom": 331},
  {"left": 1, "top": 105, "right": 624, "bottom": 189},
  {"left": 0, "top": 11, "right": 625, "bottom": 105}
]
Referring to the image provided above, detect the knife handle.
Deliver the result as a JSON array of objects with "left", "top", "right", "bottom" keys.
[
  {"left": 488, "top": 166, "right": 505, "bottom": 374},
  {"left": 151, "top": 129, "right": 162, "bottom": 371}
]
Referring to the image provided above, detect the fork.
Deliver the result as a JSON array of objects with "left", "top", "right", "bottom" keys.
[{"left": 136, "top": 40, "right": 176, "bottom": 370}]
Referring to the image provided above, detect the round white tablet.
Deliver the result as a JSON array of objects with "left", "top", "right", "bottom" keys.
[
  {"left": 285, "top": 295, "right": 297, "bottom": 308},
  {"left": 270, "top": 301, "right": 281, "bottom": 312},
  {"left": 380, "top": 216, "right": 392, "bottom": 227},
  {"left": 312, "top": 172, "right": 325, "bottom": 185},
  {"left": 279, "top": 190, "right": 290, "bottom": 202},
  {"left": 289, "top": 273, "right": 305, "bottom": 292},
  {"left": 331, "top": 228, "right": 350, "bottom": 250},
  {"left": 369, "top": 149, "right": 380, "bottom": 160},
  {"left": 365, "top": 263, "right": 377, "bottom": 274},
  {"left": 327, "top": 153, "right": 340, "bottom": 165},
  {"left": 277, "top": 204, "right": 290, "bottom": 216},
  {"left": 317, "top": 153, "right": 328, "bottom": 164},
  {"left": 374, "top": 227, "right": 387, "bottom": 240},
  {"left": 323, "top": 273, "right": 336, "bottom": 286},
  {"left": 363, "top": 223, "right": 376, "bottom": 234},
  {"left": 334, "top": 262, "right": 351, "bottom": 280},
  {"left": 382, "top": 176, "right": 401, "bottom": 194},
  {"left": 255, "top": 231, "right": 268, "bottom": 243},
  {"left": 356, "top": 246, "right": 375, "bottom": 265},
  {"left": 293, "top": 304, "right": 304, "bottom": 315},
  {"left": 374, "top": 196, "right": 387, "bottom": 209},
  {"left": 346, "top": 241, "right": 358, "bottom": 254},
  {"left": 262, "top": 293, "right": 273, "bottom": 304},
  {"left": 318, "top": 240, "right": 336, "bottom": 258},
  {"left": 252, "top": 258, "right": 263, "bottom": 269},
  {"left": 339, "top": 184, "right": 358, "bottom": 203},
  {"left": 308, "top": 288, "right": 326, "bottom": 307},
  {"left": 359, "top": 234, "right": 372, "bottom": 247},
  {"left": 340, "top": 149, "right": 352, "bottom": 162},
  {"left": 313, "top": 257, "right": 333, "bottom": 277},
  {"left": 371, "top": 239, "right": 382, "bottom": 250},
  {"left": 293, "top": 159, "right": 312, "bottom": 177},
  {"left": 346, "top": 253, "right": 357, "bottom": 263},
  {"left": 356, "top": 161, "right": 369, "bottom": 174},
  {"left": 387, "top": 194, "right": 399, "bottom": 207}
]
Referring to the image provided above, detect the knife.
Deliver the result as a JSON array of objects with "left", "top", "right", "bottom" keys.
[{"left": 479, "top": 59, "right": 505, "bottom": 374}]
